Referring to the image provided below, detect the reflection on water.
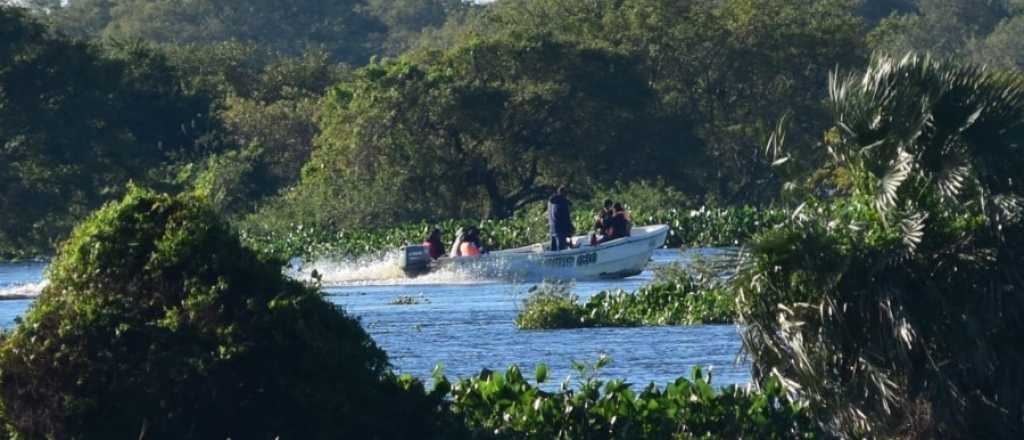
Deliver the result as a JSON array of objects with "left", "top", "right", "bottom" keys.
[{"left": 0, "top": 249, "right": 750, "bottom": 388}]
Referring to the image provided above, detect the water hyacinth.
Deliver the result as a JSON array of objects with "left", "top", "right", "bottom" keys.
[
  {"left": 240, "top": 205, "right": 786, "bottom": 260},
  {"left": 440, "top": 361, "right": 818, "bottom": 439},
  {"left": 516, "top": 265, "right": 736, "bottom": 330}
]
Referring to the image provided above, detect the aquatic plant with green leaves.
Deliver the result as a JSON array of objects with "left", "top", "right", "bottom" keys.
[
  {"left": 514, "top": 282, "right": 586, "bottom": 329},
  {"left": 515, "top": 264, "right": 735, "bottom": 330},
  {"left": 391, "top": 294, "right": 429, "bottom": 305},
  {"left": 738, "top": 54, "right": 1024, "bottom": 438},
  {"left": 439, "top": 359, "right": 819, "bottom": 439},
  {"left": 239, "top": 202, "right": 785, "bottom": 261}
]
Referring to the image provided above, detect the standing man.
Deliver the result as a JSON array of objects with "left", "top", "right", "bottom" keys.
[{"left": 548, "top": 185, "right": 575, "bottom": 251}]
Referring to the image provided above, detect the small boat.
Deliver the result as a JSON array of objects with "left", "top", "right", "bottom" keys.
[{"left": 399, "top": 224, "right": 670, "bottom": 280}]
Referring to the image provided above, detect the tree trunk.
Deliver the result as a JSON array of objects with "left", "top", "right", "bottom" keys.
[{"left": 481, "top": 171, "right": 512, "bottom": 219}]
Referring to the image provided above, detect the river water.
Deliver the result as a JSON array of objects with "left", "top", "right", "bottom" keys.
[{"left": 0, "top": 249, "right": 750, "bottom": 389}]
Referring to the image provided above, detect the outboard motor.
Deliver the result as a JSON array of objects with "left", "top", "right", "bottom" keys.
[{"left": 398, "top": 245, "right": 432, "bottom": 277}]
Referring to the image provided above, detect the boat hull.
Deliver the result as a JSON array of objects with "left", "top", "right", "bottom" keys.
[{"left": 429, "top": 225, "right": 669, "bottom": 281}]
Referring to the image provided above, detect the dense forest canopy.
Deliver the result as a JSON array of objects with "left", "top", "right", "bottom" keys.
[
  {"left": 301, "top": 33, "right": 699, "bottom": 224},
  {"left": 15, "top": 0, "right": 472, "bottom": 61},
  {"left": 0, "top": 7, "right": 223, "bottom": 254},
  {"left": 2, "top": 0, "right": 1024, "bottom": 257}
]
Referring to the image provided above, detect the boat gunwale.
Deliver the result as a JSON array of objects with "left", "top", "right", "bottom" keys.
[{"left": 488, "top": 225, "right": 669, "bottom": 257}]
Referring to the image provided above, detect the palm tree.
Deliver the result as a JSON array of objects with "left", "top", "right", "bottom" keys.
[{"left": 737, "top": 54, "right": 1024, "bottom": 438}]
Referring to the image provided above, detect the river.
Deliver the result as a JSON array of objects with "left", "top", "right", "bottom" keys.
[{"left": 0, "top": 249, "right": 750, "bottom": 389}]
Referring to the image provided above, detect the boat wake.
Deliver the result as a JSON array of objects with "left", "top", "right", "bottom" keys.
[
  {"left": 287, "top": 252, "right": 498, "bottom": 287},
  {"left": 0, "top": 252, "right": 508, "bottom": 301},
  {"left": 0, "top": 281, "right": 47, "bottom": 300}
]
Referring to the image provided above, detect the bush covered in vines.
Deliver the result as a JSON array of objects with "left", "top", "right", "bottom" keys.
[{"left": 0, "top": 188, "right": 460, "bottom": 439}]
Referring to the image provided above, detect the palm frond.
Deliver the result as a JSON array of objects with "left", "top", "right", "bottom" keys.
[
  {"left": 935, "top": 160, "right": 971, "bottom": 200},
  {"left": 875, "top": 149, "right": 913, "bottom": 213},
  {"left": 737, "top": 53, "right": 1024, "bottom": 438},
  {"left": 899, "top": 211, "right": 927, "bottom": 255}
]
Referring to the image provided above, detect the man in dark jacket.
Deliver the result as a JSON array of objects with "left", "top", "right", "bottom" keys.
[{"left": 548, "top": 185, "right": 574, "bottom": 251}]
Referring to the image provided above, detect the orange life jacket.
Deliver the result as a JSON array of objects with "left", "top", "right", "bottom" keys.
[{"left": 459, "top": 241, "right": 481, "bottom": 257}]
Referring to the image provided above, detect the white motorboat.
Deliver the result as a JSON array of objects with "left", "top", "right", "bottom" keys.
[{"left": 399, "top": 224, "right": 669, "bottom": 280}]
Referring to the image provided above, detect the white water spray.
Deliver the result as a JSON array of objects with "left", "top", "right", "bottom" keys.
[
  {"left": 0, "top": 280, "right": 47, "bottom": 299},
  {"left": 287, "top": 251, "right": 496, "bottom": 287}
]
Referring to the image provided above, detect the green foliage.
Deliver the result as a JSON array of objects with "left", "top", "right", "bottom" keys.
[
  {"left": 365, "top": 0, "right": 471, "bottom": 56},
  {"left": 40, "top": 0, "right": 469, "bottom": 65},
  {"left": 737, "top": 55, "right": 1024, "bottom": 437},
  {"left": 442, "top": 362, "right": 819, "bottom": 439},
  {"left": 515, "top": 267, "right": 735, "bottom": 330},
  {"left": 468, "top": 0, "right": 868, "bottom": 202},
  {"left": 0, "top": 7, "right": 222, "bottom": 258},
  {"left": 868, "top": 0, "right": 1024, "bottom": 69},
  {"left": 165, "top": 44, "right": 348, "bottom": 218},
  {"left": 299, "top": 31, "right": 691, "bottom": 226},
  {"left": 0, "top": 187, "right": 454, "bottom": 438},
  {"left": 970, "top": 14, "right": 1024, "bottom": 69},
  {"left": 651, "top": 206, "right": 789, "bottom": 249},
  {"left": 591, "top": 180, "right": 692, "bottom": 218},
  {"left": 239, "top": 202, "right": 786, "bottom": 260},
  {"left": 3, "top": 0, "right": 889, "bottom": 257},
  {"left": 183, "top": 143, "right": 280, "bottom": 216},
  {"left": 163, "top": 43, "right": 350, "bottom": 102},
  {"left": 46, "top": 0, "right": 384, "bottom": 65},
  {"left": 391, "top": 294, "right": 429, "bottom": 305},
  {"left": 514, "top": 282, "right": 585, "bottom": 329}
]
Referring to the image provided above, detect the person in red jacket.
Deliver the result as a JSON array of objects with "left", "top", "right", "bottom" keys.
[{"left": 422, "top": 228, "right": 445, "bottom": 259}]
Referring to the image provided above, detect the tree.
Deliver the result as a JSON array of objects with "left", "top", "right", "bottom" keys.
[
  {"left": 42, "top": 0, "right": 385, "bottom": 64},
  {"left": 868, "top": 0, "right": 1012, "bottom": 58},
  {"left": 737, "top": 54, "right": 1024, "bottom": 437},
  {"left": 299, "top": 32, "right": 696, "bottom": 228},
  {"left": 0, "top": 7, "right": 221, "bottom": 257},
  {"left": 458, "top": 0, "right": 868, "bottom": 203},
  {"left": 970, "top": 14, "right": 1024, "bottom": 70},
  {"left": 162, "top": 44, "right": 351, "bottom": 220},
  {"left": 364, "top": 0, "right": 470, "bottom": 56}
]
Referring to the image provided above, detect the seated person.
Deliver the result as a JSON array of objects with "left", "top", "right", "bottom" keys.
[
  {"left": 591, "top": 199, "right": 614, "bottom": 245},
  {"left": 449, "top": 226, "right": 467, "bottom": 257},
  {"left": 598, "top": 203, "right": 632, "bottom": 244},
  {"left": 422, "top": 227, "right": 444, "bottom": 259},
  {"left": 459, "top": 227, "right": 484, "bottom": 257}
]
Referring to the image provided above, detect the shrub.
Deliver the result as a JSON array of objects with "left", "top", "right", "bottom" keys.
[
  {"left": 737, "top": 55, "right": 1024, "bottom": 437},
  {"left": 0, "top": 187, "right": 452, "bottom": 439}
]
